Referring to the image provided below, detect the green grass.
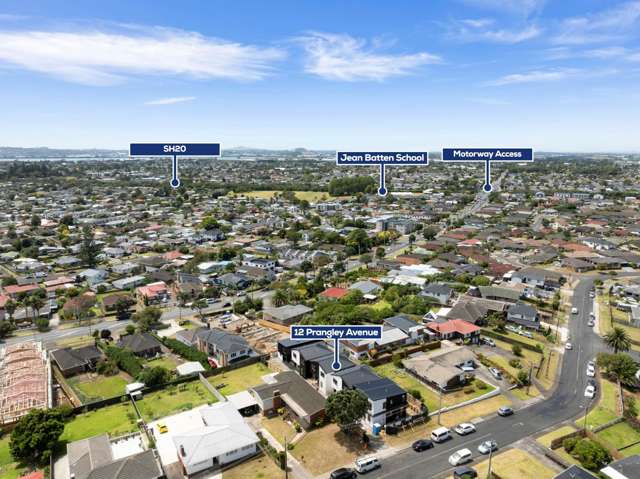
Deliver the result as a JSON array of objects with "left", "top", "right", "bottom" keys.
[
  {"left": 596, "top": 421, "right": 640, "bottom": 453},
  {"left": 68, "top": 375, "right": 129, "bottom": 402},
  {"left": 144, "top": 356, "right": 180, "bottom": 371},
  {"left": 61, "top": 402, "right": 138, "bottom": 444},
  {"left": 0, "top": 437, "right": 20, "bottom": 479},
  {"left": 583, "top": 379, "right": 619, "bottom": 429},
  {"left": 136, "top": 381, "right": 217, "bottom": 422},
  {"left": 371, "top": 300, "right": 392, "bottom": 311},
  {"left": 208, "top": 362, "right": 271, "bottom": 396},
  {"left": 536, "top": 425, "right": 577, "bottom": 448}
]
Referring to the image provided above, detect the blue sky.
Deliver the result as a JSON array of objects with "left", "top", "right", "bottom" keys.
[{"left": 0, "top": 0, "right": 639, "bottom": 151}]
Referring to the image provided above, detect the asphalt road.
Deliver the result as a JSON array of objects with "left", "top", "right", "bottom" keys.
[{"left": 369, "top": 277, "right": 604, "bottom": 479}]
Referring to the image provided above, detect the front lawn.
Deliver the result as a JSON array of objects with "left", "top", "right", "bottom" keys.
[
  {"left": 261, "top": 416, "right": 298, "bottom": 446},
  {"left": 136, "top": 381, "right": 217, "bottom": 421},
  {"left": 208, "top": 362, "right": 272, "bottom": 396},
  {"left": 68, "top": 374, "right": 130, "bottom": 403},
  {"left": 596, "top": 421, "right": 640, "bottom": 453},
  {"left": 222, "top": 454, "right": 282, "bottom": 479},
  {"left": 61, "top": 402, "right": 138, "bottom": 444},
  {"left": 536, "top": 425, "right": 577, "bottom": 448},
  {"left": 583, "top": 379, "right": 619, "bottom": 429},
  {"left": 463, "top": 448, "right": 556, "bottom": 479}
]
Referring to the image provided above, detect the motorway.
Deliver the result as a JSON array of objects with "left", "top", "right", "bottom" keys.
[{"left": 369, "top": 277, "right": 605, "bottom": 479}]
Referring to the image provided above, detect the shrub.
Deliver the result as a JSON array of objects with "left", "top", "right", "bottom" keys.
[
  {"left": 476, "top": 380, "right": 488, "bottom": 390},
  {"left": 463, "top": 386, "right": 475, "bottom": 394},
  {"left": 517, "top": 370, "right": 530, "bottom": 386},
  {"left": 509, "top": 359, "right": 522, "bottom": 369},
  {"left": 570, "top": 438, "right": 611, "bottom": 471},
  {"left": 104, "top": 345, "right": 142, "bottom": 377},
  {"left": 563, "top": 437, "right": 579, "bottom": 453},
  {"left": 161, "top": 337, "right": 211, "bottom": 369},
  {"left": 294, "top": 422, "right": 302, "bottom": 433},
  {"left": 408, "top": 389, "right": 423, "bottom": 401},
  {"left": 512, "top": 344, "right": 523, "bottom": 357}
]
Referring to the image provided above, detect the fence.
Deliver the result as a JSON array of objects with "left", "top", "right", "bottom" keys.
[
  {"left": 199, "top": 372, "right": 226, "bottom": 402},
  {"left": 51, "top": 364, "right": 82, "bottom": 407},
  {"left": 481, "top": 329, "right": 545, "bottom": 353},
  {"left": 367, "top": 341, "right": 441, "bottom": 367}
]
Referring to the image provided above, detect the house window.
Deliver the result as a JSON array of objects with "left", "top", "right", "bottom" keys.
[{"left": 332, "top": 378, "right": 339, "bottom": 386}]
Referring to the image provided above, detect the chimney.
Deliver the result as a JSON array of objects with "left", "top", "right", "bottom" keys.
[{"left": 180, "top": 445, "right": 186, "bottom": 457}]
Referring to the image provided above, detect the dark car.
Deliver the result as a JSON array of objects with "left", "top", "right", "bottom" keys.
[
  {"left": 587, "top": 379, "right": 597, "bottom": 389},
  {"left": 453, "top": 466, "right": 478, "bottom": 479},
  {"left": 330, "top": 468, "right": 357, "bottom": 479},
  {"left": 412, "top": 439, "right": 434, "bottom": 452},
  {"left": 497, "top": 406, "right": 514, "bottom": 417}
]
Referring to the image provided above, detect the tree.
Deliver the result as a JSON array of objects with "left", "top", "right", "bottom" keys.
[
  {"left": 604, "top": 327, "right": 631, "bottom": 354},
  {"left": 115, "top": 296, "right": 134, "bottom": 320},
  {"left": 517, "top": 370, "right": 530, "bottom": 386},
  {"left": 0, "top": 320, "right": 14, "bottom": 339},
  {"left": 375, "top": 246, "right": 385, "bottom": 259},
  {"left": 596, "top": 352, "right": 638, "bottom": 385},
  {"left": 125, "top": 324, "right": 136, "bottom": 335},
  {"left": 79, "top": 226, "right": 101, "bottom": 267},
  {"left": 10, "top": 408, "right": 65, "bottom": 464},
  {"left": 512, "top": 344, "right": 523, "bottom": 357},
  {"left": 326, "top": 389, "right": 369, "bottom": 432},
  {"left": 137, "top": 366, "right": 171, "bottom": 386},
  {"left": 423, "top": 226, "right": 438, "bottom": 240},
  {"left": 272, "top": 289, "right": 289, "bottom": 308},
  {"left": 4, "top": 298, "right": 17, "bottom": 322},
  {"left": 567, "top": 438, "right": 611, "bottom": 471},
  {"left": 132, "top": 306, "right": 162, "bottom": 332},
  {"left": 35, "top": 318, "right": 49, "bottom": 332}
]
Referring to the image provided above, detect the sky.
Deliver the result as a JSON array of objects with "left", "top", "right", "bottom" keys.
[{"left": 0, "top": 0, "right": 639, "bottom": 152}]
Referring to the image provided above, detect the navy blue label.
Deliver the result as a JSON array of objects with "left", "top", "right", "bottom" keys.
[
  {"left": 442, "top": 148, "right": 533, "bottom": 162},
  {"left": 130, "top": 143, "right": 221, "bottom": 156},
  {"left": 336, "top": 152, "right": 428, "bottom": 165},
  {"left": 290, "top": 325, "right": 383, "bottom": 340}
]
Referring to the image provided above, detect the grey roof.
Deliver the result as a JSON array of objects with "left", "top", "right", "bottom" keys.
[
  {"left": 86, "top": 450, "right": 162, "bottom": 479},
  {"left": 601, "top": 454, "right": 640, "bottom": 479},
  {"left": 478, "top": 286, "right": 522, "bottom": 301},
  {"left": 507, "top": 302, "right": 538, "bottom": 319},
  {"left": 338, "top": 365, "right": 406, "bottom": 401},
  {"left": 383, "top": 315, "right": 421, "bottom": 334},
  {"left": 251, "top": 371, "right": 325, "bottom": 416},
  {"left": 67, "top": 434, "right": 113, "bottom": 479},
  {"left": 195, "top": 327, "right": 251, "bottom": 354},
  {"left": 349, "top": 280, "right": 382, "bottom": 295},
  {"left": 553, "top": 465, "right": 598, "bottom": 479},
  {"left": 297, "top": 343, "right": 333, "bottom": 362},
  {"left": 51, "top": 345, "right": 102, "bottom": 372},
  {"left": 117, "top": 333, "right": 161, "bottom": 353},
  {"left": 264, "top": 304, "right": 313, "bottom": 321},
  {"left": 423, "top": 284, "right": 453, "bottom": 296}
]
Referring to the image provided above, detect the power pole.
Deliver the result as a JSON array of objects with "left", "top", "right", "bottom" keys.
[
  {"left": 437, "top": 387, "right": 443, "bottom": 425},
  {"left": 487, "top": 444, "right": 494, "bottom": 479},
  {"left": 284, "top": 436, "right": 288, "bottom": 479}
]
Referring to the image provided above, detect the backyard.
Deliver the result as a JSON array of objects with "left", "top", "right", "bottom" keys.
[
  {"left": 207, "top": 362, "right": 272, "bottom": 396},
  {"left": 596, "top": 421, "right": 640, "bottom": 457},
  {"left": 68, "top": 373, "right": 130, "bottom": 403},
  {"left": 136, "top": 380, "right": 217, "bottom": 422},
  {"left": 61, "top": 402, "right": 138, "bottom": 444},
  {"left": 143, "top": 355, "right": 181, "bottom": 371}
]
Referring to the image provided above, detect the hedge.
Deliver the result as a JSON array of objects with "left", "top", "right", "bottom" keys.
[
  {"left": 161, "top": 336, "right": 211, "bottom": 369},
  {"left": 104, "top": 345, "right": 143, "bottom": 377}
]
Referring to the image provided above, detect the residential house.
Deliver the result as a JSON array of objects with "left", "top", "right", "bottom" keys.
[
  {"left": 194, "top": 327, "right": 255, "bottom": 367},
  {"left": 78, "top": 269, "right": 109, "bottom": 286},
  {"left": 427, "top": 319, "right": 481, "bottom": 343},
  {"left": 262, "top": 304, "right": 313, "bottom": 326},
  {"left": 421, "top": 284, "right": 453, "bottom": 305},
  {"left": 117, "top": 333, "right": 162, "bottom": 358},
  {"left": 601, "top": 455, "right": 640, "bottom": 479},
  {"left": 136, "top": 281, "right": 169, "bottom": 305},
  {"left": 506, "top": 303, "right": 541, "bottom": 330},
  {"left": 50, "top": 345, "right": 103, "bottom": 377},
  {"left": 382, "top": 315, "right": 426, "bottom": 344}
]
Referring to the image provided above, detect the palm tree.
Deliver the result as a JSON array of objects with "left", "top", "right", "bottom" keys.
[
  {"left": 30, "top": 296, "right": 45, "bottom": 324},
  {"left": 4, "top": 299, "right": 17, "bottom": 323},
  {"left": 604, "top": 327, "right": 631, "bottom": 354},
  {"left": 272, "top": 289, "right": 288, "bottom": 308}
]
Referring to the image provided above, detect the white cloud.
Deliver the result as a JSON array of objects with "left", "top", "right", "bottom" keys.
[
  {"left": 145, "top": 96, "right": 196, "bottom": 105},
  {"left": 552, "top": 1, "right": 640, "bottom": 45},
  {"left": 297, "top": 32, "right": 441, "bottom": 81},
  {"left": 486, "top": 68, "right": 579, "bottom": 86},
  {"left": 460, "top": 0, "right": 546, "bottom": 16},
  {"left": 450, "top": 19, "right": 541, "bottom": 43},
  {"left": 0, "top": 26, "right": 286, "bottom": 85}
]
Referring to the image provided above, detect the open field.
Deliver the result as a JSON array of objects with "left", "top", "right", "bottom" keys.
[
  {"left": 290, "top": 423, "right": 369, "bottom": 475},
  {"left": 448, "top": 448, "right": 556, "bottom": 479},
  {"left": 68, "top": 373, "right": 129, "bottom": 402},
  {"left": 208, "top": 362, "right": 272, "bottom": 396},
  {"left": 222, "top": 454, "right": 282, "bottom": 479},
  {"left": 136, "top": 381, "right": 217, "bottom": 422},
  {"left": 61, "top": 402, "right": 138, "bottom": 444}
]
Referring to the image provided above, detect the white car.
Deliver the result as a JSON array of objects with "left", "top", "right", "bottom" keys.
[
  {"left": 587, "top": 365, "right": 596, "bottom": 377},
  {"left": 478, "top": 440, "right": 498, "bottom": 454},
  {"left": 587, "top": 360, "right": 596, "bottom": 368},
  {"left": 449, "top": 448, "right": 473, "bottom": 466},
  {"left": 588, "top": 319, "right": 595, "bottom": 327},
  {"left": 585, "top": 385, "right": 596, "bottom": 398},
  {"left": 589, "top": 291, "right": 595, "bottom": 298},
  {"left": 571, "top": 307, "right": 579, "bottom": 314},
  {"left": 565, "top": 342, "right": 573, "bottom": 350},
  {"left": 454, "top": 423, "right": 476, "bottom": 436}
]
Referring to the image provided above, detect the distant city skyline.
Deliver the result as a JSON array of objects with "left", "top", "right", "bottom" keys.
[{"left": 0, "top": 0, "right": 639, "bottom": 152}]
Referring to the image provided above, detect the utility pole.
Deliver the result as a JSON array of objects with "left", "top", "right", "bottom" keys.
[
  {"left": 284, "top": 436, "right": 289, "bottom": 479},
  {"left": 583, "top": 398, "right": 592, "bottom": 431},
  {"left": 437, "top": 387, "right": 443, "bottom": 425},
  {"left": 487, "top": 444, "right": 494, "bottom": 479}
]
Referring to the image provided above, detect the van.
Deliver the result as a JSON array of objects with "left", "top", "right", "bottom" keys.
[
  {"left": 431, "top": 426, "right": 451, "bottom": 443},
  {"left": 354, "top": 456, "right": 380, "bottom": 473}
]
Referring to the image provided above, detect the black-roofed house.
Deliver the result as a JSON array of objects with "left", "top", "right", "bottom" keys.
[
  {"left": 382, "top": 315, "right": 427, "bottom": 344},
  {"left": 249, "top": 371, "right": 326, "bottom": 429},
  {"left": 117, "top": 333, "right": 162, "bottom": 358},
  {"left": 67, "top": 434, "right": 163, "bottom": 479},
  {"left": 50, "top": 345, "right": 103, "bottom": 377},
  {"left": 291, "top": 342, "right": 334, "bottom": 379},
  {"left": 506, "top": 302, "right": 541, "bottom": 330},
  {"left": 601, "top": 454, "right": 640, "bottom": 479},
  {"left": 195, "top": 327, "right": 256, "bottom": 367},
  {"left": 421, "top": 284, "right": 453, "bottom": 305},
  {"left": 553, "top": 465, "right": 598, "bottom": 479},
  {"left": 277, "top": 338, "right": 322, "bottom": 365}
]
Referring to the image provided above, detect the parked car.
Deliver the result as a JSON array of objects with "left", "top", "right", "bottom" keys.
[
  {"left": 453, "top": 466, "right": 478, "bottom": 479},
  {"left": 477, "top": 440, "right": 498, "bottom": 454},
  {"left": 589, "top": 291, "right": 595, "bottom": 298},
  {"left": 587, "top": 365, "right": 596, "bottom": 377},
  {"left": 330, "top": 468, "right": 357, "bottom": 479},
  {"left": 354, "top": 456, "right": 380, "bottom": 474},
  {"left": 489, "top": 368, "right": 503, "bottom": 380},
  {"left": 588, "top": 319, "right": 595, "bottom": 327},
  {"left": 449, "top": 448, "right": 473, "bottom": 466},
  {"left": 431, "top": 427, "right": 452, "bottom": 443},
  {"left": 412, "top": 439, "right": 434, "bottom": 452},
  {"left": 565, "top": 342, "right": 573, "bottom": 350},
  {"left": 587, "top": 379, "right": 597, "bottom": 389},
  {"left": 481, "top": 337, "right": 496, "bottom": 347},
  {"left": 454, "top": 423, "right": 476, "bottom": 436},
  {"left": 157, "top": 423, "right": 168, "bottom": 434},
  {"left": 572, "top": 307, "right": 579, "bottom": 314},
  {"left": 585, "top": 385, "right": 596, "bottom": 398},
  {"left": 587, "top": 360, "right": 596, "bottom": 368},
  {"left": 498, "top": 406, "right": 514, "bottom": 417}
]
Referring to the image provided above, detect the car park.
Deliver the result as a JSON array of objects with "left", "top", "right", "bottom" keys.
[
  {"left": 330, "top": 468, "right": 357, "bottom": 479},
  {"left": 454, "top": 423, "right": 476, "bottom": 436},
  {"left": 477, "top": 440, "right": 498, "bottom": 454},
  {"left": 584, "top": 385, "right": 596, "bottom": 398},
  {"left": 449, "top": 448, "right": 473, "bottom": 466},
  {"left": 412, "top": 439, "right": 434, "bottom": 452},
  {"left": 498, "top": 406, "right": 514, "bottom": 417}
]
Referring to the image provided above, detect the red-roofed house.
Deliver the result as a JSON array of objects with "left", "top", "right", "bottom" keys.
[
  {"left": 136, "top": 281, "right": 169, "bottom": 305},
  {"left": 458, "top": 239, "right": 482, "bottom": 248},
  {"left": 3, "top": 284, "right": 40, "bottom": 298},
  {"left": 427, "top": 319, "right": 481, "bottom": 343},
  {"left": 320, "top": 287, "right": 349, "bottom": 300},
  {"left": 164, "top": 250, "right": 183, "bottom": 261},
  {"left": 18, "top": 471, "right": 44, "bottom": 479}
]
